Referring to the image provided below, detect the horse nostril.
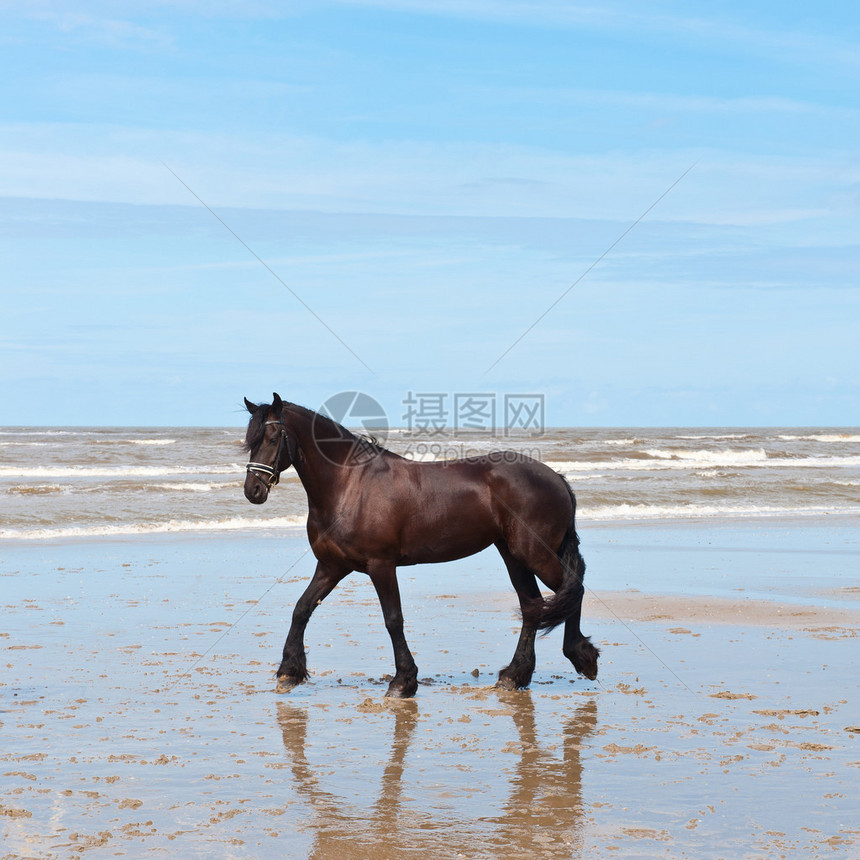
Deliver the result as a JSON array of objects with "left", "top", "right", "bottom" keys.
[{"left": 245, "top": 481, "right": 268, "bottom": 504}]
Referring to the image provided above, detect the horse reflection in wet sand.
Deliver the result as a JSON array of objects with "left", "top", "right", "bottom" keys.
[
  {"left": 243, "top": 394, "right": 599, "bottom": 697},
  {"left": 276, "top": 695, "right": 598, "bottom": 858}
]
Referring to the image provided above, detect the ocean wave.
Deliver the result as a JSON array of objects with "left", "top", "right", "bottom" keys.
[
  {"left": 5, "top": 483, "right": 66, "bottom": 495},
  {"left": 692, "top": 469, "right": 741, "bottom": 478},
  {"left": 403, "top": 451, "right": 439, "bottom": 462},
  {"left": 673, "top": 433, "right": 763, "bottom": 441},
  {"left": 0, "top": 435, "right": 177, "bottom": 446},
  {"left": 2, "top": 479, "right": 243, "bottom": 496},
  {"left": 0, "top": 515, "right": 308, "bottom": 541},
  {"left": 0, "top": 441, "right": 65, "bottom": 448},
  {"left": 643, "top": 448, "right": 768, "bottom": 464},
  {"left": 147, "top": 481, "right": 238, "bottom": 492},
  {"left": 582, "top": 503, "right": 860, "bottom": 522},
  {"left": 0, "top": 464, "right": 244, "bottom": 479},
  {"left": 546, "top": 454, "right": 860, "bottom": 472},
  {"left": 777, "top": 433, "right": 860, "bottom": 443},
  {"left": 0, "top": 429, "right": 105, "bottom": 437},
  {"left": 114, "top": 438, "right": 177, "bottom": 446}
]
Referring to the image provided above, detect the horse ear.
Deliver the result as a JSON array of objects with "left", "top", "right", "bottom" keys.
[
  {"left": 272, "top": 392, "right": 284, "bottom": 414},
  {"left": 244, "top": 397, "right": 257, "bottom": 414}
]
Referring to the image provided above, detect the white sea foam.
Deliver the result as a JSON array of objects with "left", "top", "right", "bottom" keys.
[
  {"left": 643, "top": 448, "right": 769, "bottom": 464},
  {"left": 0, "top": 429, "right": 103, "bottom": 437},
  {"left": 0, "top": 515, "right": 308, "bottom": 541},
  {"left": 674, "top": 433, "right": 758, "bottom": 441},
  {"left": 582, "top": 503, "right": 860, "bottom": 522},
  {"left": 777, "top": 434, "right": 860, "bottom": 443},
  {"left": 0, "top": 435, "right": 176, "bottom": 446},
  {"left": 149, "top": 481, "right": 238, "bottom": 492},
  {"left": 0, "top": 465, "right": 242, "bottom": 478},
  {"left": 546, "top": 454, "right": 860, "bottom": 472},
  {"left": 403, "top": 451, "right": 440, "bottom": 462}
]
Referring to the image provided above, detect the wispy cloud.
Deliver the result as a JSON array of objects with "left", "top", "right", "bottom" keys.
[
  {"left": 8, "top": 0, "right": 860, "bottom": 75},
  {"left": 327, "top": 0, "right": 860, "bottom": 72},
  {"left": 3, "top": 5, "right": 174, "bottom": 50},
  {"left": 1, "top": 121, "right": 857, "bottom": 230},
  {"left": 492, "top": 87, "right": 859, "bottom": 119}
]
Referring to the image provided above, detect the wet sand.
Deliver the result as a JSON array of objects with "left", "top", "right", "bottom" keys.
[{"left": 2, "top": 522, "right": 859, "bottom": 858}]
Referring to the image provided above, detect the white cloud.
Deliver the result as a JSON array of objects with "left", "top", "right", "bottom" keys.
[
  {"left": 493, "top": 86, "right": 858, "bottom": 119},
  {"left": 325, "top": 0, "right": 860, "bottom": 72},
  {"left": 6, "top": 0, "right": 859, "bottom": 76},
  {"left": 1, "top": 121, "right": 857, "bottom": 231},
  {"left": 3, "top": 5, "right": 174, "bottom": 49}
]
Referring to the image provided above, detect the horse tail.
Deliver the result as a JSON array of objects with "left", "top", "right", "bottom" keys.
[{"left": 528, "top": 479, "right": 587, "bottom": 633}]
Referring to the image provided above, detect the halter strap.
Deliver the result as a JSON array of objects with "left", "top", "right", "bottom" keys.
[{"left": 246, "top": 418, "right": 287, "bottom": 488}]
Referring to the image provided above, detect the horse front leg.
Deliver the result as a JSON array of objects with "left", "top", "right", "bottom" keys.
[
  {"left": 277, "top": 560, "right": 350, "bottom": 693},
  {"left": 368, "top": 561, "right": 418, "bottom": 698}
]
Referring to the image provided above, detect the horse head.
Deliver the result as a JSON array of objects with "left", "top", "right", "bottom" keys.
[{"left": 243, "top": 392, "right": 295, "bottom": 504}]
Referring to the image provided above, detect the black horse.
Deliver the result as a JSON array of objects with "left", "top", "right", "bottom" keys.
[{"left": 243, "top": 393, "right": 599, "bottom": 698}]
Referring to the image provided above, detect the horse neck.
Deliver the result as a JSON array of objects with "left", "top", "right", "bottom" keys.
[{"left": 281, "top": 405, "right": 349, "bottom": 508}]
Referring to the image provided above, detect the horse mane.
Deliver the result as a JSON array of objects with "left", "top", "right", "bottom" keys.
[
  {"left": 303, "top": 403, "right": 386, "bottom": 457},
  {"left": 243, "top": 404, "right": 270, "bottom": 453},
  {"left": 243, "top": 399, "right": 386, "bottom": 458}
]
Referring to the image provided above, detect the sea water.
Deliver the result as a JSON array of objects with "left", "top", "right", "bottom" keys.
[{"left": 1, "top": 426, "right": 858, "bottom": 540}]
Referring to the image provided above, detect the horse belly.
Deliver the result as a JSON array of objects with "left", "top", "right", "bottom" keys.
[{"left": 397, "top": 512, "right": 497, "bottom": 566}]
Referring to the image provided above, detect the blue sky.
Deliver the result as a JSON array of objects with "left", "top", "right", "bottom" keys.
[{"left": 1, "top": 1, "right": 858, "bottom": 427}]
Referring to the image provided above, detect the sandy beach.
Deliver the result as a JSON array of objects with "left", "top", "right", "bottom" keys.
[{"left": 2, "top": 521, "right": 858, "bottom": 858}]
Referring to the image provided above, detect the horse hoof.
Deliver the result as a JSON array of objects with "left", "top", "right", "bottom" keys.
[
  {"left": 566, "top": 637, "right": 600, "bottom": 681},
  {"left": 275, "top": 676, "right": 299, "bottom": 694},
  {"left": 384, "top": 686, "right": 415, "bottom": 699},
  {"left": 494, "top": 676, "right": 517, "bottom": 691},
  {"left": 385, "top": 687, "right": 415, "bottom": 699}
]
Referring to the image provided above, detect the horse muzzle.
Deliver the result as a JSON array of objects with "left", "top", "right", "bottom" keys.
[{"left": 244, "top": 466, "right": 273, "bottom": 504}]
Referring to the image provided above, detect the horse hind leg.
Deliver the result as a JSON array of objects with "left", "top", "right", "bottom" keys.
[
  {"left": 512, "top": 532, "right": 600, "bottom": 682},
  {"left": 559, "top": 558, "right": 599, "bottom": 681},
  {"left": 565, "top": 632, "right": 599, "bottom": 680},
  {"left": 496, "top": 544, "right": 542, "bottom": 691}
]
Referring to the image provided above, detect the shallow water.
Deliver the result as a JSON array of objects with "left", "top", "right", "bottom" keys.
[{"left": 2, "top": 526, "right": 858, "bottom": 858}]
